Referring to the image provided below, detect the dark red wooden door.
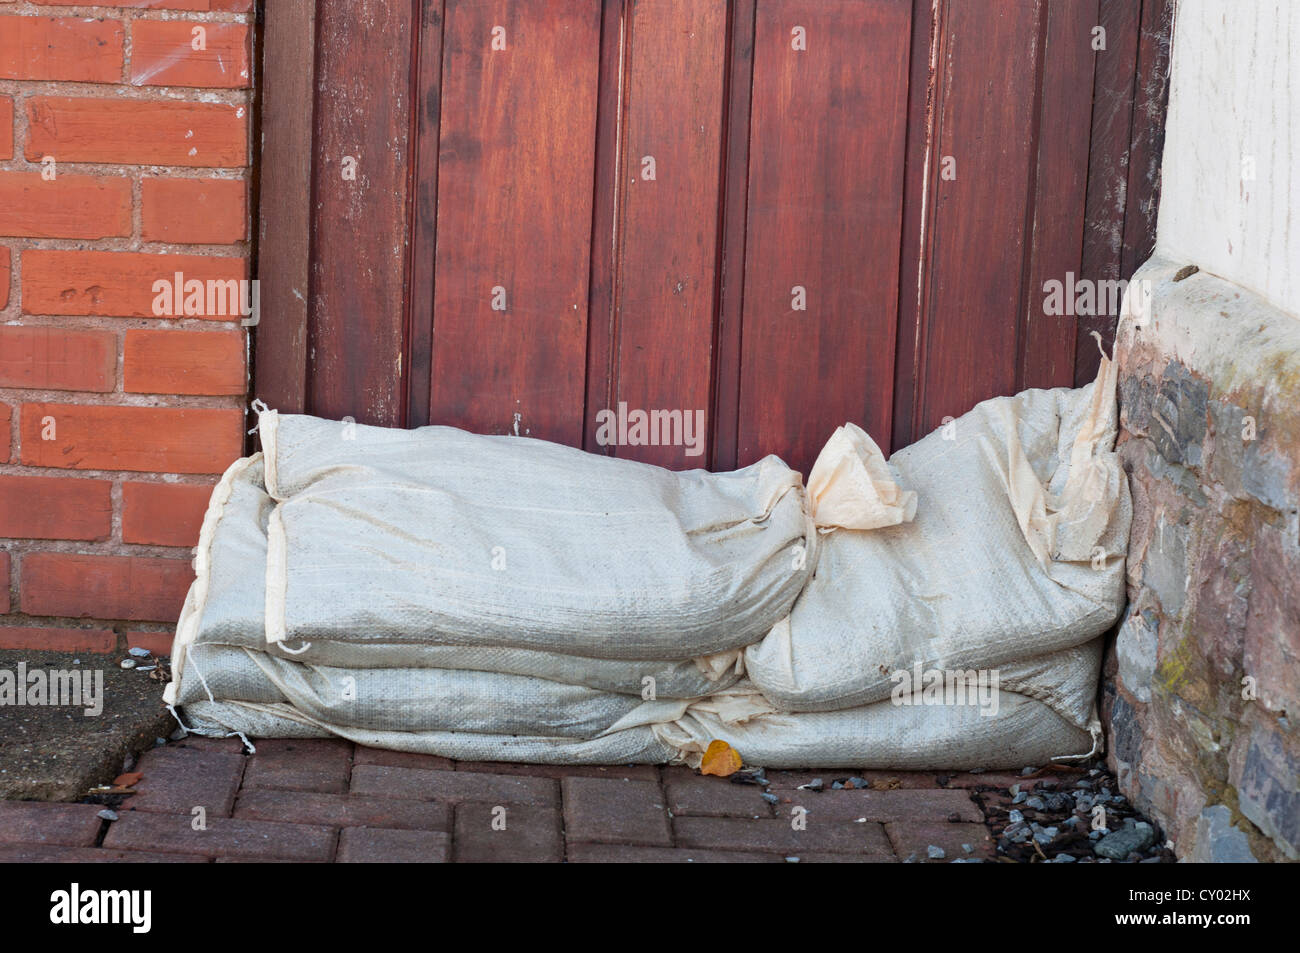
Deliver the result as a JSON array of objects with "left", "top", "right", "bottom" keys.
[{"left": 255, "top": 0, "right": 1171, "bottom": 474}]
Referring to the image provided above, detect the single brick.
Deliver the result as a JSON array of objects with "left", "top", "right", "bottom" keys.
[
  {"left": 124, "top": 329, "right": 245, "bottom": 396},
  {"left": 0, "top": 551, "right": 9, "bottom": 613},
  {"left": 664, "top": 771, "right": 775, "bottom": 818},
  {"left": 884, "top": 821, "right": 996, "bottom": 863},
  {"left": 26, "top": 96, "right": 246, "bottom": 167},
  {"left": 235, "top": 790, "right": 451, "bottom": 832},
  {"left": 337, "top": 827, "right": 449, "bottom": 863},
  {"left": 21, "top": 552, "right": 193, "bottom": 622},
  {"left": 142, "top": 177, "right": 247, "bottom": 243},
  {"left": 454, "top": 760, "right": 660, "bottom": 781},
  {"left": 31, "top": 2, "right": 210, "bottom": 9},
  {"left": 20, "top": 403, "right": 244, "bottom": 474},
  {"left": 131, "top": 21, "right": 251, "bottom": 89},
  {"left": 0, "top": 173, "right": 131, "bottom": 239},
  {"left": 103, "top": 812, "right": 335, "bottom": 862},
  {"left": 350, "top": 765, "right": 558, "bottom": 806},
  {"left": 22, "top": 250, "right": 248, "bottom": 318},
  {"left": 0, "top": 403, "right": 9, "bottom": 464},
  {"left": 567, "top": 844, "right": 784, "bottom": 863},
  {"left": 768, "top": 787, "right": 984, "bottom": 824},
  {"left": 0, "top": 96, "right": 12, "bottom": 159},
  {"left": 0, "top": 474, "right": 112, "bottom": 540},
  {"left": 561, "top": 777, "right": 672, "bottom": 847},
  {"left": 0, "top": 326, "right": 116, "bottom": 392},
  {"left": 0, "top": 845, "right": 207, "bottom": 863},
  {"left": 0, "top": 802, "right": 104, "bottom": 847},
  {"left": 0, "top": 16, "right": 124, "bottom": 83},
  {"left": 122, "top": 745, "right": 246, "bottom": 817},
  {"left": 122, "top": 481, "right": 214, "bottom": 547},
  {"left": 241, "top": 738, "right": 353, "bottom": 795},
  {"left": 0, "top": 625, "right": 116, "bottom": 653},
  {"left": 454, "top": 803, "right": 563, "bottom": 863},
  {"left": 123, "top": 629, "right": 174, "bottom": 657},
  {"left": 353, "top": 746, "right": 454, "bottom": 772},
  {"left": 673, "top": 816, "right": 894, "bottom": 856}
]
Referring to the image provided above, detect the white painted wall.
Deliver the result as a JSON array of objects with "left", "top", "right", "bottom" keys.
[{"left": 1156, "top": 0, "right": 1299, "bottom": 318}]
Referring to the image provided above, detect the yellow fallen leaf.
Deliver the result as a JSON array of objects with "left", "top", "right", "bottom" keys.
[{"left": 700, "top": 739, "right": 742, "bottom": 777}]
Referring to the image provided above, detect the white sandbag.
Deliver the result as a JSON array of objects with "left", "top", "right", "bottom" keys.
[
  {"left": 178, "top": 678, "right": 1092, "bottom": 770},
  {"left": 744, "top": 356, "right": 1130, "bottom": 712},
  {"left": 176, "top": 644, "right": 656, "bottom": 737},
  {"left": 259, "top": 410, "right": 818, "bottom": 659},
  {"left": 164, "top": 453, "right": 745, "bottom": 701}
]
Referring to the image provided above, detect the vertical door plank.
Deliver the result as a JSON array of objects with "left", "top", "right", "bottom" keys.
[
  {"left": 1020, "top": 0, "right": 1099, "bottom": 391},
  {"left": 738, "top": 0, "right": 911, "bottom": 473},
  {"left": 1076, "top": 0, "right": 1140, "bottom": 385},
  {"left": 253, "top": 0, "right": 316, "bottom": 415},
  {"left": 583, "top": 0, "right": 629, "bottom": 456},
  {"left": 915, "top": 0, "right": 1042, "bottom": 435},
  {"left": 310, "top": 0, "right": 415, "bottom": 426},
  {"left": 609, "top": 0, "right": 728, "bottom": 469},
  {"left": 406, "top": 0, "right": 449, "bottom": 428},
  {"left": 711, "top": 0, "right": 757, "bottom": 472},
  {"left": 431, "top": 0, "right": 602, "bottom": 445},
  {"left": 891, "top": 0, "right": 943, "bottom": 452}
]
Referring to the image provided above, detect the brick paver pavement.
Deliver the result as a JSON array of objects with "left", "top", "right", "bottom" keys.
[{"left": 0, "top": 736, "right": 1076, "bottom": 862}]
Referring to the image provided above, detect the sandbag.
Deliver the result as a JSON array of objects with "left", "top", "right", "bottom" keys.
[
  {"left": 744, "top": 355, "right": 1130, "bottom": 713},
  {"left": 259, "top": 410, "right": 816, "bottom": 658},
  {"left": 178, "top": 676, "right": 1093, "bottom": 770},
  {"left": 165, "top": 454, "right": 744, "bottom": 701}
]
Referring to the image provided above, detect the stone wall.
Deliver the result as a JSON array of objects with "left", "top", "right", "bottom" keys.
[{"left": 1105, "top": 255, "right": 1299, "bottom": 863}]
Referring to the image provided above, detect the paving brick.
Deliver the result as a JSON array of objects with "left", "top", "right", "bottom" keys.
[
  {"left": 567, "top": 844, "right": 783, "bottom": 863},
  {"left": 787, "top": 851, "right": 899, "bottom": 863},
  {"left": 0, "top": 801, "right": 104, "bottom": 847},
  {"left": 122, "top": 745, "right": 244, "bottom": 817},
  {"left": 353, "top": 746, "right": 454, "bottom": 772},
  {"left": 777, "top": 788, "right": 983, "bottom": 824},
  {"left": 884, "top": 821, "right": 996, "bottom": 863},
  {"left": 940, "top": 769, "right": 1077, "bottom": 790},
  {"left": 674, "top": 816, "right": 894, "bottom": 856},
  {"left": 337, "top": 827, "right": 449, "bottom": 863},
  {"left": 562, "top": 777, "right": 671, "bottom": 847},
  {"left": 766, "top": 769, "right": 947, "bottom": 791},
  {"left": 453, "top": 803, "right": 562, "bottom": 863},
  {"left": 454, "top": 759, "right": 659, "bottom": 781},
  {"left": 234, "top": 790, "right": 450, "bottom": 832},
  {"left": 663, "top": 771, "right": 774, "bottom": 818},
  {"left": 0, "top": 845, "right": 208, "bottom": 863},
  {"left": 103, "top": 811, "right": 335, "bottom": 861},
  {"left": 351, "top": 765, "right": 558, "bottom": 806},
  {"left": 241, "top": 738, "right": 352, "bottom": 794},
  {"left": 170, "top": 735, "right": 246, "bottom": 754}
]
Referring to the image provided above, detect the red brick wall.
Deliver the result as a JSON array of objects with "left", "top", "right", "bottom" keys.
[{"left": 0, "top": 0, "right": 254, "bottom": 656}]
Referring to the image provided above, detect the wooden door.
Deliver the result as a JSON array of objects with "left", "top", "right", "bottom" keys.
[{"left": 255, "top": 0, "right": 1172, "bottom": 472}]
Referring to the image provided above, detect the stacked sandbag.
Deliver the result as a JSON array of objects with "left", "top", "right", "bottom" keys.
[
  {"left": 169, "top": 355, "right": 1129, "bottom": 770},
  {"left": 166, "top": 410, "right": 915, "bottom": 756}
]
